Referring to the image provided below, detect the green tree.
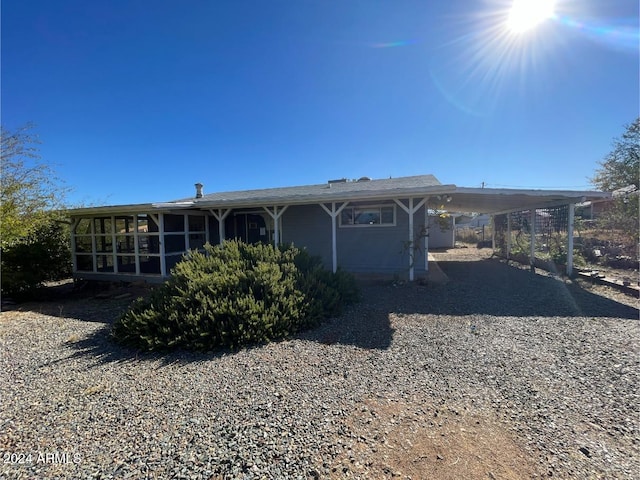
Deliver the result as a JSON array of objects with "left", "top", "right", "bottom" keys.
[
  {"left": 1, "top": 123, "right": 69, "bottom": 247},
  {"left": 590, "top": 119, "right": 639, "bottom": 255},
  {"left": 591, "top": 118, "right": 639, "bottom": 191},
  {"left": 1, "top": 124, "right": 72, "bottom": 297}
]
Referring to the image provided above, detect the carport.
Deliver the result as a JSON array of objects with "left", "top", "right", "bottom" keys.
[{"left": 437, "top": 186, "right": 611, "bottom": 276}]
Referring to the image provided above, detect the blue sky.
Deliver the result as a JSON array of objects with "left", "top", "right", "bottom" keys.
[{"left": 2, "top": 0, "right": 638, "bottom": 206}]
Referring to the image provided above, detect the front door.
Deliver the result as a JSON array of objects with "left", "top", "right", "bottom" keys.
[{"left": 225, "top": 213, "right": 268, "bottom": 243}]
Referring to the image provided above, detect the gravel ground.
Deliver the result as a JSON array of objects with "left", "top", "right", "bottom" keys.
[{"left": 1, "top": 254, "right": 638, "bottom": 479}]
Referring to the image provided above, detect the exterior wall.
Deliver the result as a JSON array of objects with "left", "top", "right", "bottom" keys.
[
  {"left": 281, "top": 205, "right": 333, "bottom": 267},
  {"left": 71, "top": 202, "right": 455, "bottom": 282},
  {"left": 428, "top": 216, "right": 455, "bottom": 249},
  {"left": 283, "top": 202, "right": 453, "bottom": 277},
  {"left": 337, "top": 203, "right": 422, "bottom": 275}
]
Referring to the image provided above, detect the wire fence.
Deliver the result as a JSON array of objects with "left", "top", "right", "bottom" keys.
[{"left": 494, "top": 205, "right": 571, "bottom": 267}]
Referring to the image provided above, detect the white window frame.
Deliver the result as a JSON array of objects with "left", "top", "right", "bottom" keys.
[{"left": 339, "top": 204, "right": 396, "bottom": 228}]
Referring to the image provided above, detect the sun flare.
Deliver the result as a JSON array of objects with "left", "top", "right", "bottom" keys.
[{"left": 507, "top": 0, "right": 556, "bottom": 33}]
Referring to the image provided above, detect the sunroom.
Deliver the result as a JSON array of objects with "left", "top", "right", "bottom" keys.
[{"left": 71, "top": 209, "right": 209, "bottom": 281}]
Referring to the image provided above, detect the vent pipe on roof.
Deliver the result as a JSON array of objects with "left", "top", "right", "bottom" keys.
[{"left": 195, "top": 183, "right": 204, "bottom": 199}]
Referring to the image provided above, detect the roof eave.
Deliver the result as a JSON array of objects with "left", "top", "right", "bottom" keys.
[{"left": 190, "top": 184, "right": 458, "bottom": 209}]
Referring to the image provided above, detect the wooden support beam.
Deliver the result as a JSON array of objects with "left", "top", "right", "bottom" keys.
[
  {"left": 394, "top": 197, "right": 427, "bottom": 281},
  {"left": 209, "top": 209, "right": 231, "bottom": 245},
  {"left": 567, "top": 203, "right": 575, "bottom": 276},
  {"left": 111, "top": 215, "right": 118, "bottom": 274},
  {"left": 424, "top": 199, "right": 430, "bottom": 272},
  {"left": 506, "top": 213, "right": 511, "bottom": 260},
  {"left": 263, "top": 206, "right": 289, "bottom": 245},
  {"left": 158, "top": 213, "right": 167, "bottom": 276},
  {"left": 319, "top": 202, "right": 349, "bottom": 273},
  {"left": 530, "top": 209, "right": 536, "bottom": 272},
  {"left": 90, "top": 217, "right": 97, "bottom": 273},
  {"left": 134, "top": 214, "right": 141, "bottom": 275},
  {"left": 70, "top": 218, "right": 79, "bottom": 274}
]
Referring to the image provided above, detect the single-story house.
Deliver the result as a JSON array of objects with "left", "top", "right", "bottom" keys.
[{"left": 68, "top": 174, "right": 610, "bottom": 282}]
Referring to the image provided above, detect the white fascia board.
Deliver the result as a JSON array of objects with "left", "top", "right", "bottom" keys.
[
  {"left": 454, "top": 187, "right": 610, "bottom": 199},
  {"left": 68, "top": 201, "right": 200, "bottom": 217},
  {"left": 68, "top": 203, "right": 157, "bottom": 216}
]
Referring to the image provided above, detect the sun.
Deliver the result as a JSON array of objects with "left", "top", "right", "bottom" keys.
[{"left": 506, "top": 0, "right": 556, "bottom": 33}]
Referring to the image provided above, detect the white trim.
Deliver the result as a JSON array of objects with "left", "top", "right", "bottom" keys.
[
  {"left": 491, "top": 215, "right": 495, "bottom": 251},
  {"left": 184, "top": 214, "right": 190, "bottom": 251},
  {"left": 424, "top": 198, "right": 429, "bottom": 272},
  {"left": 530, "top": 209, "right": 536, "bottom": 268},
  {"left": 70, "top": 218, "right": 79, "bottom": 273},
  {"left": 134, "top": 215, "right": 141, "bottom": 275},
  {"left": 567, "top": 203, "right": 575, "bottom": 276},
  {"left": 262, "top": 206, "right": 289, "bottom": 245},
  {"left": 159, "top": 213, "right": 167, "bottom": 276},
  {"left": 111, "top": 216, "right": 118, "bottom": 274},
  {"left": 90, "top": 217, "right": 97, "bottom": 273},
  {"left": 338, "top": 203, "right": 396, "bottom": 227},
  {"left": 319, "top": 202, "right": 350, "bottom": 273},
  {"left": 394, "top": 197, "right": 427, "bottom": 281},
  {"left": 209, "top": 209, "right": 232, "bottom": 245},
  {"left": 506, "top": 213, "right": 511, "bottom": 260}
]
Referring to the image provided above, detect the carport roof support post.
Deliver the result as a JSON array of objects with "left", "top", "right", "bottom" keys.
[
  {"left": 567, "top": 203, "right": 575, "bottom": 276},
  {"left": 530, "top": 209, "right": 536, "bottom": 272}
]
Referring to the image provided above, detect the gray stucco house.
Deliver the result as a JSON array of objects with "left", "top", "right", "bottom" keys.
[{"left": 68, "top": 174, "right": 609, "bottom": 282}]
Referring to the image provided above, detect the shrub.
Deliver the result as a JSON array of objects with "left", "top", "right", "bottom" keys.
[
  {"left": 112, "top": 240, "right": 359, "bottom": 351},
  {"left": 1, "top": 218, "right": 72, "bottom": 299}
]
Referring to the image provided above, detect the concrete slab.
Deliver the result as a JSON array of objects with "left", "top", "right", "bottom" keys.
[{"left": 425, "top": 253, "right": 449, "bottom": 284}]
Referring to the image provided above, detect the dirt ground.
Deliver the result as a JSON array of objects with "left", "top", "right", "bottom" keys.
[
  {"left": 331, "top": 398, "right": 540, "bottom": 479},
  {"left": 328, "top": 245, "right": 638, "bottom": 479}
]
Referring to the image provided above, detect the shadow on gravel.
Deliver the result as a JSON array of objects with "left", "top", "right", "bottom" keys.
[
  {"left": 62, "top": 305, "right": 396, "bottom": 367},
  {"left": 409, "top": 259, "right": 638, "bottom": 319},
  {"left": 60, "top": 325, "right": 228, "bottom": 367},
  {"left": 25, "top": 257, "right": 638, "bottom": 367}
]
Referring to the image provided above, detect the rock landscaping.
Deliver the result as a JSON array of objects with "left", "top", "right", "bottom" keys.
[{"left": 1, "top": 252, "right": 638, "bottom": 479}]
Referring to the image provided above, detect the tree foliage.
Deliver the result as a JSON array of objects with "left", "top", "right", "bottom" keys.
[
  {"left": 589, "top": 119, "right": 639, "bottom": 253},
  {"left": 1, "top": 124, "right": 72, "bottom": 297},
  {"left": 1, "top": 221, "right": 72, "bottom": 298},
  {"left": 591, "top": 118, "right": 639, "bottom": 192},
  {"left": 1, "top": 123, "right": 69, "bottom": 247}
]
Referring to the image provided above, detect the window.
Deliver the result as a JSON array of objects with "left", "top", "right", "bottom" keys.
[{"left": 340, "top": 205, "right": 395, "bottom": 227}]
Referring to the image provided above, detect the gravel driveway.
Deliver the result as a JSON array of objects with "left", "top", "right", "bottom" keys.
[{"left": 1, "top": 254, "right": 638, "bottom": 479}]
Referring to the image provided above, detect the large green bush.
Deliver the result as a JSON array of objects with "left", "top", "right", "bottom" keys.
[
  {"left": 112, "top": 240, "right": 359, "bottom": 351},
  {"left": 1, "top": 218, "right": 72, "bottom": 298}
]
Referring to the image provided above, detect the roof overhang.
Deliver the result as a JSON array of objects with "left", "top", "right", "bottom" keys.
[
  {"left": 68, "top": 185, "right": 611, "bottom": 217},
  {"left": 443, "top": 187, "right": 611, "bottom": 214},
  {"left": 190, "top": 184, "right": 457, "bottom": 209}
]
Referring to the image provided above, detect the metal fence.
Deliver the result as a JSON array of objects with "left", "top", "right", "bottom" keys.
[{"left": 494, "top": 205, "right": 571, "bottom": 268}]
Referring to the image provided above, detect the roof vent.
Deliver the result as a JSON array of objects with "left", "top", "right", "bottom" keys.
[
  {"left": 357, "top": 176, "right": 372, "bottom": 182},
  {"left": 195, "top": 183, "right": 204, "bottom": 199}
]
